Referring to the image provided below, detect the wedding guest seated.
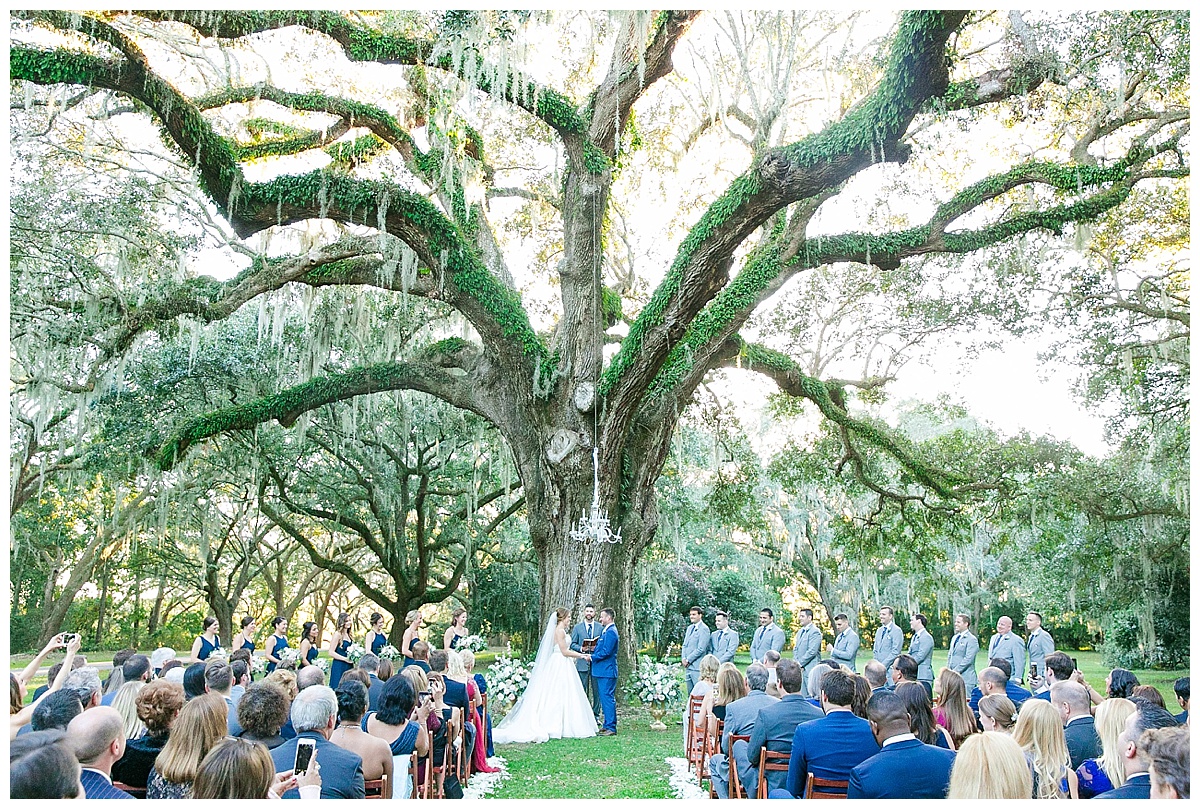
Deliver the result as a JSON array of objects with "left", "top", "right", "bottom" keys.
[
  {"left": 864, "top": 660, "right": 889, "bottom": 695},
  {"left": 1076, "top": 698, "right": 1136, "bottom": 798},
  {"left": 1013, "top": 698, "right": 1078, "bottom": 798},
  {"left": 430, "top": 649, "right": 476, "bottom": 765},
  {"left": 377, "top": 658, "right": 395, "bottom": 682},
  {"left": 112, "top": 680, "right": 184, "bottom": 789},
  {"left": 1139, "top": 725, "right": 1189, "bottom": 799},
  {"left": 692, "top": 654, "right": 720, "bottom": 700},
  {"left": 805, "top": 663, "right": 831, "bottom": 707},
  {"left": 847, "top": 691, "right": 956, "bottom": 799},
  {"left": 1095, "top": 701, "right": 1179, "bottom": 799},
  {"left": 30, "top": 690, "right": 82, "bottom": 732},
  {"left": 733, "top": 659, "right": 821, "bottom": 796},
  {"left": 358, "top": 653, "right": 385, "bottom": 711},
  {"left": 182, "top": 663, "right": 207, "bottom": 700},
  {"left": 767, "top": 668, "right": 879, "bottom": 798},
  {"left": 1132, "top": 684, "right": 1167, "bottom": 709},
  {"left": 362, "top": 675, "right": 434, "bottom": 798},
  {"left": 264, "top": 669, "right": 300, "bottom": 740},
  {"left": 896, "top": 682, "right": 955, "bottom": 749},
  {"left": 699, "top": 663, "right": 746, "bottom": 743},
  {"left": 340, "top": 669, "right": 372, "bottom": 691},
  {"left": 971, "top": 666, "right": 1030, "bottom": 715},
  {"left": 228, "top": 658, "right": 251, "bottom": 707},
  {"left": 1107, "top": 667, "right": 1140, "bottom": 699},
  {"left": 709, "top": 664, "right": 776, "bottom": 799},
  {"left": 1172, "top": 677, "right": 1188, "bottom": 725},
  {"left": 64, "top": 667, "right": 104, "bottom": 711},
  {"left": 32, "top": 656, "right": 87, "bottom": 703},
  {"left": 451, "top": 650, "right": 498, "bottom": 774},
  {"left": 236, "top": 682, "right": 291, "bottom": 750},
  {"left": 977, "top": 694, "right": 1017, "bottom": 734},
  {"left": 68, "top": 706, "right": 135, "bottom": 799},
  {"left": 269, "top": 685, "right": 366, "bottom": 799},
  {"left": 410, "top": 641, "right": 432, "bottom": 673},
  {"left": 203, "top": 659, "right": 242, "bottom": 735},
  {"left": 1052, "top": 680, "right": 1100, "bottom": 769},
  {"left": 932, "top": 669, "right": 977, "bottom": 749},
  {"left": 763, "top": 650, "right": 782, "bottom": 697},
  {"left": 1032, "top": 651, "right": 1075, "bottom": 700},
  {"left": 946, "top": 731, "right": 1032, "bottom": 799},
  {"left": 10, "top": 729, "right": 84, "bottom": 799},
  {"left": 192, "top": 736, "right": 321, "bottom": 799},
  {"left": 891, "top": 654, "right": 920, "bottom": 689},
  {"left": 399, "top": 667, "right": 457, "bottom": 797},
  {"left": 330, "top": 680, "right": 393, "bottom": 792},
  {"left": 159, "top": 660, "right": 184, "bottom": 684},
  {"left": 149, "top": 648, "right": 176, "bottom": 679},
  {"left": 460, "top": 650, "right": 494, "bottom": 758},
  {"left": 101, "top": 649, "right": 137, "bottom": 705},
  {"left": 851, "top": 674, "right": 872, "bottom": 719},
  {"left": 146, "top": 692, "right": 227, "bottom": 798},
  {"left": 297, "top": 665, "right": 326, "bottom": 691}
]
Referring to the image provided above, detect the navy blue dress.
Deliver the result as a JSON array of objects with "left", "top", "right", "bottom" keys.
[
  {"left": 267, "top": 634, "right": 290, "bottom": 673},
  {"left": 197, "top": 635, "right": 221, "bottom": 661},
  {"left": 239, "top": 637, "right": 256, "bottom": 654},
  {"left": 473, "top": 673, "right": 493, "bottom": 757},
  {"left": 403, "top": 636, "right": 419, "bottom": 669},
  {"left": 369, "top": 631, "right": 386, "bottom": 656},
  {"left": 329, "top": 637, "right": 352, "bottom": 689},
  {"left": 303, "top": 643, "right": 319, "bottom": 667},
  {"left": 448, "top": 632, "right": 465, "bottom": 650}
]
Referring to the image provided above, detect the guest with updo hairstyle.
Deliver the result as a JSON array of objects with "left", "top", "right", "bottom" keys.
[
  {"left": 978, "top": 693, "right": 1018, "bottom": 734},
  {"left": 112, "top": 680, "right": 185, "bottom": 789}
]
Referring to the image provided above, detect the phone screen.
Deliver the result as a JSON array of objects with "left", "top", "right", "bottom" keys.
[
  {"left": 294, "top": 739, "right": 315, "bottom": 775},
  {"left": 1071, "top": 657, "right": 1078, "bottom": 672},
  {"left": 419, "top": 691, "right": 432, "bottom": 703}
]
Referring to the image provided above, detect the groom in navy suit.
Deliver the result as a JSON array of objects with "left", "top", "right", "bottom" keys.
[{"left": 590, "top": 607, "right": 619, "bottom": 735}]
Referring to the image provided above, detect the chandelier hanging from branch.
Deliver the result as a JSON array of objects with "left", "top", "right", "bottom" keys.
[{"left": 570, "top": 447, "right": 622, "bottom": 544}]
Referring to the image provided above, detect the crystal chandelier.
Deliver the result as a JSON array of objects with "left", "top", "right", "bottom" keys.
[{"left": 570, "top": 447, "right": 622, "bottom": 544}]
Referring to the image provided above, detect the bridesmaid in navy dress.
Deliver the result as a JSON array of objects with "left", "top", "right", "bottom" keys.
[
  {"left": 265, "top": 616, "right": 289, "bottom": 673},
  {"left": 328, "top": 612, "right": 354, "bottom": 689},
  {"left": 401, "top": 610, "right": 424, "bottom": 668},
  {"left": 364, "top": 613, "right": 388, "bottom": 657},
  {"left": 298, "top": 621, "right": 320, "bottom": 668},
  {"left": 443, "top": 608, "right": 468, "bottom": 652},
  {"left": 190, "top": 616, "right": 221, "bottom": 662},
  {"left": 232, "top": 616, "right": 257, "bottom": 656}
]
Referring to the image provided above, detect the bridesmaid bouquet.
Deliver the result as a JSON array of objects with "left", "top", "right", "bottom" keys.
[
  {"left": 250, "top": 655, "right": 268, "bottom": 676},
  {"left": 378, "top": 644, "right": 402, "bottom": 662},
  {"left": 278, "top": 648, "right": 301, "bottom": 669},
  {"left": 625, "top": 656, "right": 682, "bottom": 706},
  {"left": 346, "top": 642, "right": 367, "bottom": 664},
  {"left": 312, "top": 657, "right": 329, "bottom": 673},
  {"left": 461, "top": 634, "right": 488, "bottom": 653}
]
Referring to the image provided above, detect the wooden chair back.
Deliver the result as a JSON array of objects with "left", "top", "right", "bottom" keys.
[
  {"left": 726, "top": 733, "right": 751, "bottom": 799},
  {"left": 685, "top": 694, "right": 705, "bottom": 769},
  {"left": 364, "top": 772, "right": 390, "bottom": 799},
  {"left": 804, "top": 773, "right": 850, "bottom": 799},
  {"left": 701, "top": 717, "right": 723, "bottom": 792},
  {"left": 756, "top": 748, "right": 790, "bottom": 798}
]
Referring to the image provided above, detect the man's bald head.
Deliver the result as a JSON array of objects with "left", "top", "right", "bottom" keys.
[
  {"left": 67, "top": 705, "right": 126, "bottom": 766},
  {"left": 979, "top": 666, "right": 1008, "bottom": 692},
  {"left": 1051, "top": 680, "right": 1091, "bottom": 717},
  {"left": 997, "top": 616, "right": 1013, "bottom": 633},
  {"left": 297, "top": 665, "right": 325, "bottom": 690}
]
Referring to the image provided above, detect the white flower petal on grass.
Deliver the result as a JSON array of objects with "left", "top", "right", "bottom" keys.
[
  {"left": 666, "top": 757, "right": 709, "bottom": 800},
  {"left": 462, "top": 757, "right": 509, "bottom": 799}
]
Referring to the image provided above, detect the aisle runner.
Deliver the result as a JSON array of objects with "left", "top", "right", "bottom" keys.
[
  {"left": 665, "top": 757, "right": 709, "bottom": 800},
  {"left": 463, "top": 757, "right": 509, "bottom": 799}
]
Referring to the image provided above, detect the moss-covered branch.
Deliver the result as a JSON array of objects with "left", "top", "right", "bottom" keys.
[
  {"left": 138, "top": 10, "right": 589, "bottom": 138},
  {"left": 155, "top": 343, "right": 490, "bottom": 471}
]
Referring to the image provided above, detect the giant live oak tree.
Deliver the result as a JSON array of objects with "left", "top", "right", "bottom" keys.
[{"left": 11, "top": 10, "right": 1188, "bottom": 669}]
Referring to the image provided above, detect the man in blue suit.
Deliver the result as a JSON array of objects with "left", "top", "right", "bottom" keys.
[
  {"left": 68, "top": 707, "right": 135, "bottom": 799},
  {"left": 749, "top": 608, "right": 785, "bottom": 663},
  {"left": 589, "top": 607, "right": 619, "bottom": 735},
  {"left": 358, "top": 654, "right": 386, "bottom": 711},
  {"left": 270, "top": 685, "right": 365, "bottom": 798},
  {"left": 1096, "top": 703, "right": 1181, "bottom": 799},
  {"left": 829, "top": 613, "right": 859, "bottom": 672},
  {"left": 847, "top": 691, "right": 955, "bottom": 799},
  {"left": 768, "top": 668, "right": 880, "bottom": 798},
  {"left": 969, "top": 663, "right": 1032, "bottom": 714},
  {"left": 733, "top": 659, "right": 822, "bottom": 796}
]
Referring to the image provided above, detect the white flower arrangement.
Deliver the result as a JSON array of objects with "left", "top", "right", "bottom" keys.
[
  {"left": 378, "top": 644, "right": 401, "bottom": 662},
  {"left": 487, "top": 649, "right": 533, "bottom": 707},
  {"left": 461, "top": 634, "right": 488, "bottom": 653},
  {"left": 346, "top": 642, "right": 367, "bottom": 664},
  {"left": 250, "top": 655, "right": 268, "bottom": 676},
  {"left": 278, "top": 648, "right": 301, "bottom": 669},
  {"left": 625, "top": 655, "right": 682, "bottom": 706},
  {"left": 206, "top": 649, "right": 228, "bottom": 662},
  {"left": 312, "top": 657, "right": 329, "bottom": 673}
]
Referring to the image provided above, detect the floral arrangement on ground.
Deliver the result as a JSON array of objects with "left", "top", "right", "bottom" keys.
[{"left": 624, "top": 656, "right": 683, "bottom": 706}]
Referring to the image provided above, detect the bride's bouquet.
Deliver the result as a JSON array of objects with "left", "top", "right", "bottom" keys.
[
  {"left": 488, "top": 649, "right": 533, "bottom": 707},
  {"left": 378, "top": 644, "right": 402, "bottom": 662},
  {"left": 346, "top": 642, "right": 367, "bottom": 664},
  {"left": 625, "top": 656, "right": 682, "bottom": 706},
  {"left": 461, "top": 634, "right": 488, "bottom": 653}
]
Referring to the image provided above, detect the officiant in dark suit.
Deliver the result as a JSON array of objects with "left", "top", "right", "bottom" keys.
[{"left": 570, "top": 604, "right": 603, "bottom": 720}]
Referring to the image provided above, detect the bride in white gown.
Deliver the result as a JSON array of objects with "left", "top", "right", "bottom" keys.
[{"left": 493, "top": 608, "right": 598, "bottom": 744}]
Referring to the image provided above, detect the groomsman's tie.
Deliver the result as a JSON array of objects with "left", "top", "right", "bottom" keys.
[{"left": 756, "top": 627, "right": 764, "bottom": 645}]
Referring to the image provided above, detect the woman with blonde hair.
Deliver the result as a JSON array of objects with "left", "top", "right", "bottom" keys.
[
  {"left": 444, "top": 608, "right": 469, "bottom": 652},
  {"left": 978, "top": 693, "right": 1018, "bottom": 734},
  {"left": 401, "top": 610, "right": 424, "bottom": 668},
  {"left": 947, "top": 731, "right": 1034, "bottom": 799},
  {"left": 933, "top": 668, "right": 978, "bottom": 749},
  {"left": 1013, "top": 698, "right": 1079, "bottom": 798},
  {"left": 1076, "top": 697, "right": 1136, "bottom": 798},
  {"left": 147, "top": 692, "right": 228, "bottom": 798},
  {"left": 699, "top": 663, "right": 746, "bottom": 738},
  {"left": 110, "top": 680, "right": 147, "bottom": 739},
  {"left": 192, "top": 737, "right": 320, "bottom": 799}
]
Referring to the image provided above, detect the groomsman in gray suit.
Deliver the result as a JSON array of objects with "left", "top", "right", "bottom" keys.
[
  {"left": 872, "top": 606, "right": 904, "bottom": 685},
  {"left": 908, "top": 613, "right": 935, "bottom": 697},
  {"left": 987, "top": 615, "right": 1026, "bottom": 684},
  {"left": 710, "top": 611, "right": 739, "bottom": 664},
  {"left": 569, "top": 604, "right": 603, "bottom": 718},
  {"left": 947, "top": 613, "right": 980, "bottom": 690},
  {"left": 681, "top": 606, "right": 712, "bottom": 693},
  {"left": 749, "top": 608, "right": 786, "bottom": 663},
  {"left": 1025, "top": 611, "right": 1055, "bottom": 688},
  {"left": 791, "top": 608, "right": 822, "bottom": 697},
  {"left": 830, "top": 613, "right": 860, "bottom": 672}
]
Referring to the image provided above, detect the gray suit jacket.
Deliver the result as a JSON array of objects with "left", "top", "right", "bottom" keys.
[
  {"left": 872, "top": 623, "right": 904, "bottom": 669},
  {"left": 987, "top": 631, "right": 1026, "bottom": 683},
  {"left": 711, "top": 628, "right": 739, "bottom": 664},
  {"left": 746, "top": 695, "right": 825, "bottom": 794},
  {"left": 1026, "top": 629, "right": 1054, "bottom": 674},
  {"left": 749, "top": 623, "right": 785, "bottom": 662},
  {"left": 792, "top": 624, "right": 822, "bottom": 670},
  {"left": 682, "top": 621, "right": 713, "bottom": 672},
  {"left": 908, "top": 629, "right": 934, "bottom": 682},
  {"left": 831, "top": 629, "right": 860, "bottom": 671},
  {"left": 713, "top": 689, "right": 778, "bottom": 784},
  {"left": 947, "top": 631, "right": 979, "bottom": 690},
  {"left": 570, "top": 620, "right": 603, "bottom": 673}
]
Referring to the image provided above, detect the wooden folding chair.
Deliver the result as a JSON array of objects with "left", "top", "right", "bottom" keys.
[
  {"left": 112, "top": 781, "right": 146, "bottom": 799},
  {"left": 364, "top": 773, "right": 390, "bottom": 799},
  {"left": 685, "top": 694, "right": 705, "bottom": 771},
  {"left": 407, "top": 751, "right": 420, "bottom": 799},
  {"left": 452, "top": 709, "right": 469, "bottom": 785},
  {"left": 726, "top": 733, "right": 751, "bottom": 799},
  {"left": 804, "top": 773, "right": 850, "bottom": 799},
  {"left": 756, "top": 748, "right": 790, "bottom": 798},
  {"left": 700, "top": 717, "right": 723, "bottom": 790}
]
